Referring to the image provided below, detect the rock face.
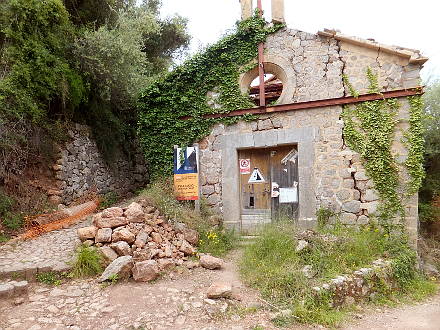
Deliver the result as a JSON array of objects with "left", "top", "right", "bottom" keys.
[
  {"left": 99, "top": 256, "right": 133, "bottom": 282},
  {"left": 200, "top": 255, "right": 223, "bottom": 270},
  {"left": 77, "top": 199, "right": 200, "bottom": 281},
  {"left": 207, "top": 281, "right": 232, "bottom": 299},
  {"left": 132, "top": 260, "right": 159, "bottom": 282}
]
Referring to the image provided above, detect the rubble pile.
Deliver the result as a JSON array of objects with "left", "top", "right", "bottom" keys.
[{"left": 77, "top": 201, "right": 201, "bottom": 282}]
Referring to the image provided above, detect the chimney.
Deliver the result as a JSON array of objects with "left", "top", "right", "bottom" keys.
[
  {"left": 271, "top": 0, "right": 285, "bottom": 23},
  {"left": 239, "top": 0, "right": 252, "bottom": 20}
]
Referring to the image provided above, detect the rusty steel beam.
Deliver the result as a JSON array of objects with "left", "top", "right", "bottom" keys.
[
  {"left": 179, "top": 88, "right": 423, "bottom": 120},
  {"left": 257, "top": 0, "right": 265, "bottom": 107}
]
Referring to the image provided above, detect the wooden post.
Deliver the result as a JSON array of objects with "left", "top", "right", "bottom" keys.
[
  {"left": 257, "top": 0, "right": 266, "bottom": 107},
  {"left": 194, "top": 143, "right": 201, "bottom": 214}
]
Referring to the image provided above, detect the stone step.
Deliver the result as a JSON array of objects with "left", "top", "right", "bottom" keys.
[
  {"left": 0, "top": 262, "right": 71, "bottom": 282},
  {"left": 0, "top": 280, "right": 29, "bottom": 299}
]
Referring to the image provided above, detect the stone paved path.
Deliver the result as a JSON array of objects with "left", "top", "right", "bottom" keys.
[{"left": 0, "top": 220, "right": 87, "bottom": 280}]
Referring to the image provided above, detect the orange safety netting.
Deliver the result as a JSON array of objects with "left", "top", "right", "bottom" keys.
[{"left": 19, "top": 199, "right": 99, "bottom": 240}]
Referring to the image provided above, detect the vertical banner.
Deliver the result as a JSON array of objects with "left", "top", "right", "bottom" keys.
[{"left": 173, "top": 146, "right": 199, "bottom": 200}]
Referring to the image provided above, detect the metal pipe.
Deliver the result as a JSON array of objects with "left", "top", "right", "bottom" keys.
[{"left": 257, "top": 0, "right": 266, "bottom": 107}]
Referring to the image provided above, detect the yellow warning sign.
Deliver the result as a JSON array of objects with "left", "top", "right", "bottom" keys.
[{"left": 174, "top": 173, "right": 199, "bottom": 200}]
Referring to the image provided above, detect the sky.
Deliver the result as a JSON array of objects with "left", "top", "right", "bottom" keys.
[{"left": 160, "top": 0, "right": 439, "bottom": 82}]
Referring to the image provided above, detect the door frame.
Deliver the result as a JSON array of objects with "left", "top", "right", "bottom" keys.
[{"left": 219, "top": 126, "right": 318, "bottom": 231}]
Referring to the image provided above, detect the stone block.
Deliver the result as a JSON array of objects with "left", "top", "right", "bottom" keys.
[
  {"left": 132, "top": 260, "right": 159, "bottom": 282},
  {"left": 102, "top": 207, "right": 124, "bottom": 218},
  {"left": 342, "top": 200, "right": 361, "bottom": 214},
  {"left": 354, "top": 171, "right": 368, "bottom": 180},
  {"left": 95, "top": 228, "right": 112, "bottom": 243},
  {"left": 340, "top": 213, "right": 357, "bottom": 224},
  {"left": 77, "top": 226, "right": 98, "bottom": 241},
  {"left": 357, "top": 215, "right": 369, "bottom": 225},
  {"left": 110, "top": 241, "right": 132, "bottom": 256},
  {"left": 0, "top": 283, "right": 14, "bottom": 299},
  {"left": 342, "top": 179, "right": 355, "bottom": 189},
  {"left": 112, "top": 227, "right": 135, "bottom": 244},
  {"left": 361, "top": 201, "right": 379, "bottom": 215},
  {"left": 100, "top": 246, "right": 119, "bottom": 264},
  {"left": 124, "top": 202, "right": 145, "bottom": 223},
  {"left": 93, "top": 215, "right": 128, "bottom": 229},
  {"left": 98, "top": 256, "right": 133, "bottom": 282},
  {"left": 363, "top": 189, "right": 379, "bottom": 202},
  {"left": 13, "top": 281, "right": 29, "bottom": 295}
]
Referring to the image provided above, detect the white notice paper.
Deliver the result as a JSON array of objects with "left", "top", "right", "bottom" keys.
[{"left": 279, "top": 187, "right": 298, "bottom": 203}]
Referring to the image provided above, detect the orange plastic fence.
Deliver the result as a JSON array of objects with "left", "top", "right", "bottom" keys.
[{"left": 19, "top": 200, "right": 99, "bottom": 240}]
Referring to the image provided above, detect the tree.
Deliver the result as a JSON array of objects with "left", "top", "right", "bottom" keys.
[{"left": 420, "top": 81, "right": 440, "bottom": 201}]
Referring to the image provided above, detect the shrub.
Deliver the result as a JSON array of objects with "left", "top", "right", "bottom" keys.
[{"left": 70, "top": 244, "right": 103, "bottom": 278}]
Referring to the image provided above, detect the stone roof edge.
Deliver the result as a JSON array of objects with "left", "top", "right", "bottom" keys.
[{"left": 317, "top": 29, "right": 429, "bottom": 65}]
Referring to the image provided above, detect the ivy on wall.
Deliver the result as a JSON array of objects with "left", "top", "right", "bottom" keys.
[
  {"left": 137, "top": 15, "right": 283, "bottom": 178},
  {"left": 404, "top": 95, "right": 426, "bottom": 195},
  {"left": 342, "top": 68, "right": 425, "bottom": 223}
]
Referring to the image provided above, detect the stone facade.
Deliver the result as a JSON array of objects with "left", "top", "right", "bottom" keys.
[
  {"left": 198, "top": 27, "right": 426, "bottom": 239},
  {"left": 51, "top": 124, "right": 148, "bottom": 204}
]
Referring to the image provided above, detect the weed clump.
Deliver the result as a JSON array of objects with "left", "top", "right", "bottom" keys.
[
  {"left": 36, "top": 271, "right": 63, "bottom": 286},
  {"left": 70, "top": 244, "right": 104, "bottom": 278}
]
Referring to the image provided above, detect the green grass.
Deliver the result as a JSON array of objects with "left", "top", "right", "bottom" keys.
[
  {"left": 0, "top": 233, "right": 10, "bottom": 243},
  {"left": 239, "top": 221, "right": 437, "bottom": 327},
  {"left": 69, "top": 244, "right": 104, "bottom": 278}
]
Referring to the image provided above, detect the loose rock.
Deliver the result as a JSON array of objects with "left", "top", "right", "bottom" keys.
[
  {"left": 132, "top": 260, "right": 159, "bottom": 282},
  {"left": 207, "top": 281, "right": 232, "bottom": 299},
  {"left": 124, "top": 202, "right": 145, "bottom": 223},
  {"left": 99, "top": 256, "right": 133, "bottom": 282},
  {"left": 200, "top": 255, "right": 224, "bottom": 270},
  {"left": 77, "top": 227, "right": 97, "bottom": 241}
]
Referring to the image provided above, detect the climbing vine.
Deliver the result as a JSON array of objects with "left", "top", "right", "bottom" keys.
[
  {"left": 404, "top": 95, "right": 426, "bottom": 195},
  {"left": 342, "top": 68, "right": 402, "bottom": 222},
  {"left": 137, "top": 15, "right": 283, "bottom": 178},
  {"left": 342, "top": 68, "right": 425, "bottom": 224}
]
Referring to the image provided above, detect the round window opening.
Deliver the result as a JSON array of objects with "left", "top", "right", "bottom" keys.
[
  {"left": 249, "top": 73, "right": 283, "bottom": 106},
  {"left": 240, "top": 62, "right": 288, "bottom": 106}
]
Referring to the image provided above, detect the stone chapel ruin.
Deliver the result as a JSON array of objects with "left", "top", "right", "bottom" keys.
[{"left": 197, "top": 0, "right": 428, "bottom": 240}]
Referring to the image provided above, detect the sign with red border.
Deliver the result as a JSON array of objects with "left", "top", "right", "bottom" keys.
[{"left": 239, "top": 159, "right": 251, "bottom": 174}]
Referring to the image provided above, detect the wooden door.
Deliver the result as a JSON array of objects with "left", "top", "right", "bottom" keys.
[
  {"left": 270, "top": 145, "right": 299, "bottom": 221},
  {"left": 239, "top": 149, "right": 271, "bottom": 234}
]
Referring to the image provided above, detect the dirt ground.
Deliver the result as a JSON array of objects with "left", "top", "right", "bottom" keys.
[{"left": 341, "top": 293, "right": 440, "bottom": 330}]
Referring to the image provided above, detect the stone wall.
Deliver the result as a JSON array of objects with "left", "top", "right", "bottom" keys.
[
  {"left": 312, "top": 259, "right": 396, "bottom": 306},
  {"left": 198, "top": 27, "right": 424, "bottom": 236},
  {"left": 50, "top": 124, "right": 148, "bottom": 204}
]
